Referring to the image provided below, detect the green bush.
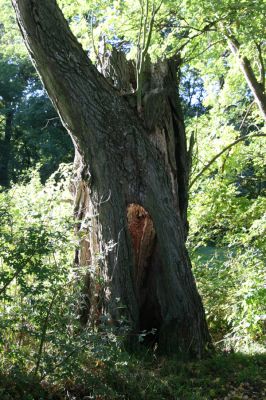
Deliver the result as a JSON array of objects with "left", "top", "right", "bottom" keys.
[
  {"left": 0, "top": 165, "right": 80, "bottom": 376},
  {"left": 191, "top": 247, "right": 266, "bottom": 349}
]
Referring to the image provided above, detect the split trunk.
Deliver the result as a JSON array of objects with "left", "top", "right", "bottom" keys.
[{"left": 12, "top": 0, "right": 211, "bottom": 357}]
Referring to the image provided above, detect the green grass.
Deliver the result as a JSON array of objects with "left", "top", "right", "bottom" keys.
[{"left": 0, "top": 351, "right": 265, "bottom": 399}]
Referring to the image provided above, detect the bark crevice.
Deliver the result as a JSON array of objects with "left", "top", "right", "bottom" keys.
[{"left": 127, "top": 203, "right": 162, "bottom": 339}]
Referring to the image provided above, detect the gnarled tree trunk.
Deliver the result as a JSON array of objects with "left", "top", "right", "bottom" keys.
[{"left": 12, "top": 0, "right": 211, "bottom": 357}]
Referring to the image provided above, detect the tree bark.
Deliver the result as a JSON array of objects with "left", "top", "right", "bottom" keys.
[{"left": 12, "top": 0, "right": 211, "bottom": 357}]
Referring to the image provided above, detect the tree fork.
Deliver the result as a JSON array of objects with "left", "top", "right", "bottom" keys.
[{"left": 12, "top": 0, "right": 211, "bottom": 357}]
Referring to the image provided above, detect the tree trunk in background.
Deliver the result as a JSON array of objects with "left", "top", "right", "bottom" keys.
[
  {"left": 226, "top": 36, "right": 266, "bottom": 122},
  {"left": 12, "top": 0, "right": 211, "bottom": 357},
  {"left": 0, "top": 108, "right": 13, "bottom": 187}
]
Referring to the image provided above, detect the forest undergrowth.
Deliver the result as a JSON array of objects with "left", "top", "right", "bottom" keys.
[{"left": 0, "top": 166, "right": 265, "bottom": 400}]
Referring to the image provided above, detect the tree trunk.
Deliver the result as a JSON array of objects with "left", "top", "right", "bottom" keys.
[
  {"left": 226, "top": 35, "right": 266, "bottom": 122},
  {"left": 12, "top": 0, "right": 211, "bottom": 357},
  {"left": 0, "top": 108, "right": 13, "bottom": 187}
]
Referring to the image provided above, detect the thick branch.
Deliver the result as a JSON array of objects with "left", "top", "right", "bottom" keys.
[
  {"left": 11, "top": 0, "right": 119, "bottom": 152},
  {"left": 225, "top": 34, "right": 266, "bottom": 121}
]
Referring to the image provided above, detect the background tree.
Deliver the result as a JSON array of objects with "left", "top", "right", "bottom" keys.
[
  {"left": 0, "top": 2, "right": 73, "bottom": 187},
  {"left": 0, "top": 57, "right": 30, "bottom": 186}
]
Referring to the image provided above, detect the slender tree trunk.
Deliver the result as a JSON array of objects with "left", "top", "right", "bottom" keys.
[
  {"left": 12, "top": 0, "right": 211, "bottom": 357},
  {"left": 0, "top": 108, "right": 13, "bottom": 187},
  {"left": 226, "top": 35, "right": 266, "bottom": 121}
]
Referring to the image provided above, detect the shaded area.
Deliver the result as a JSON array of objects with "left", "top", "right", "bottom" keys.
[
  {"left": 127, "top": 203, "right": 162, "bottom": 338},
  {"left": 0, "top": 352, "right": 265, "bottom": 399}
]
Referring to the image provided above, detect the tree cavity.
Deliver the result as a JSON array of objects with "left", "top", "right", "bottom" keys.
[{"left": 127, "top": 203, "right": 162, "bottom": 343}]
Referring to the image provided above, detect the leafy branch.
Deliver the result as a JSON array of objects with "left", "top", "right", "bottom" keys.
[{"left": 189, "top": 132, "right": 266, "bottom": 188}]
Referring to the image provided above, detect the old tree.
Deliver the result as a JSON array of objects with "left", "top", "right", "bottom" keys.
[{"left": 12, "top": 0, "right": 211, "bottom": 356}]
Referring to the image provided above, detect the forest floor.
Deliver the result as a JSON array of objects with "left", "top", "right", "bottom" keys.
[{"left": 0, "top": 351, "right": 265, "bottom": 400}]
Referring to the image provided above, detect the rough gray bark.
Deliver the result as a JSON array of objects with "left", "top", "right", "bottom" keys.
[{"left": 12, "top": 0, "right": 211, "bottom": 357}]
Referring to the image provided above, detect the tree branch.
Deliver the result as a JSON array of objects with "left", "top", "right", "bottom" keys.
[
  {"left": 239, "top": 101, "right": 255, "bottom": 130},
  {"left": 222, "top": 30, "right": 266, "bottom": 121},
  {"left": 189, "top": 133, "right": 266, "bottom": 189},
  {"left": 184, "top": 39, "right": 225, "bottom": 63},
  {"left": 0, "top": 266, "right": 24, "bottom": 295},
  {"left": 255, "top": 41, "right": 265, "bottom": 90}
]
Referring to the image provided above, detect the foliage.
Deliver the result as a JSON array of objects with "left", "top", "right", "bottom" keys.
[
  {"left": 192, "top": 248, "right": 265, "bottom": 349},
  {"left": 0, "top": 0, "right": 73, "bottom": 186},
  {"left": 187, "top": 101, "right": 266, "bottom": 349},
  {"left": 0, "top": 167, "right": 131, "bottom": 383},
  {"left": 0, "top": 0, "right": 27, "bottom": 59},
  {"left": 0, "top": 351, "right": 265, "bottom": 399},
  {"left": 0, "top": 53, "right": 73, "bottom": 186},
  {"left": 12, "top": 84, "right": 74, "bottom": 183},
  {"left": 0, "top": 166, "right": 78, "bottom": 375}
]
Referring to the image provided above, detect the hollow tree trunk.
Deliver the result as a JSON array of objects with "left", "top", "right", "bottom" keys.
[{"left": 12, "top": 0, "right": 211, "bottom": 357}]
